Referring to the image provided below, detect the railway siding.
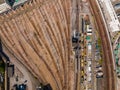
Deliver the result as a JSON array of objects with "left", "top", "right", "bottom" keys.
[{"left": 89, "top": 0, "right": 116, "bottom": 90}]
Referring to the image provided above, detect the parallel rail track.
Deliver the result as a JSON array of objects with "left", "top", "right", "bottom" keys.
[
  {"left": 0, "top": 0, "right": 72, "bottom": 90},
  {"left": 89, "top": 0, "right": 115, "bottom": 90}
]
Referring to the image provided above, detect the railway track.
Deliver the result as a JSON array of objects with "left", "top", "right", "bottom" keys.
[
  {"left": 0, "top": 0, "right": 116, "bottom": 90},
  {"left": 0, "top": 0, "right": 72, "bottom": 90},
  {"left": 89, "top": 0, "right": 115, "bottom": 90}
]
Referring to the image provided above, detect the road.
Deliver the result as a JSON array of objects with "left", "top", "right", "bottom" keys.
[{"left": 89, "top": 0, "right": 116, "bottom": 90}]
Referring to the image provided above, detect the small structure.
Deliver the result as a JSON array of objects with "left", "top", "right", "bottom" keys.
[
  {"left": 11, "top": 0, "right": 28, "bottom": 8},
  {"left": 86, "top": 25, "right": 92, "bottom": 36},
  {"left": 101, "top": 0, "right": 120, "bottom": 32},
  {"left": 0, "top": 0, "right": 28, "bottom": 14},
  {"left": 114, "top": 3, "right": 120, "bottom": 11},
  {"left": 0, "top": 0, "right": 11, "bottom": 13},
  {"left": 86, "top": 36, "right": 91, "bottom": 40},
  {"left": 8, "top": 65, "right": 14, "bottom": 77}
]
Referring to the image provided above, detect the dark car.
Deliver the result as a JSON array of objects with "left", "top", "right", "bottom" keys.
[
  {"left": 96, "top": 65, "right": 102, "bottom": 68},
  {"left": 8, "top": 0, "right": 15, "bottom": 6},
  {"left": 19, "top": 84, "right": 26, "bottom": 90},
  {"left": 14, "top": 84, "right": 26, "bottom": 90},
  {"left": 81, "top": 76, "right": 84, "bottom": 83},
  {"left": 72, "top": 37, "right": 78, "bottom": 43},
  {"left": 43, "top": 84, "right": 52, "bottom": 90},
  {"left": 73, "top": 46, "right": 81, "bottom": 50}
]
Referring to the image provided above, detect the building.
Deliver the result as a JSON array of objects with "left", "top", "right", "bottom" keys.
[
  {"left": 12, "top": 0, "right": 28, "bottom": 8},
  {"left": 14, "top": 84, "right": 27, "bottom": 90},
  {"left": 8, "top": 65, "right": 14, "bottom": 77},
  {"left": 0, "top": 0, "right": 28, "bottom": 14},
  {"left": 0, "top": 0, "right": 11, "bottom": 14}
]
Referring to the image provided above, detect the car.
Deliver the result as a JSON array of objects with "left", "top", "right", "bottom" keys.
[
  {"left": 81, "top": 62, "right": 84, "bottom": 67},
  {"left": 88, "top": 61, "right": 92, "bottom": 66},
  {"left": 19, "top": 84, "right": 26, "bottom": 90},
  {"left": 117, "top": 73, "right": 120, "bottom": 78},
  {"left": 88, "top": 75, "right": 92, "bottom": 82},
  {"left": 74, "top": 46, "right": 81, "bottom": 50},
  {"left": 0, "top": 75, "right": 3, "bottom": 83},
  {"left": 81, "top": 52, "right": 85, "bottom": 56},
  {"left": 96, "top": 65, "right": 102, "bottom": 68},
  {"left": 72, "top": 37, "right": 78, "bottom": 43},
  {"left": 81, "top": 70, "right": 84, "bottom": 76},
  {"left": 96, "top": 66, "right": 102, "bottom": 71},
  {"left": 75, "top": 55, "right": 79, "bottom": 58},
  {"left": 81, "top": 59, "right": 84, "bottom": 62},
  {"left": 88, "top": 58, "right": 92, "bottom": 61},
  {"left": 43, "top": 84, "right": 52, "bottom": 90},
  {"left": 81, "top": 76, "right": 84, "bottom": 83},
  {"left": 81, "top": 48, "right": 84, "bottom": 51},
  {"left": 75, "top": 32, "right": 80, "bottom": 36},
  {"left": 8, "top": 0, "right": 15, "bottom": 6},
  {"left": 14, "top": 84, "right": 26, "bottom": 90},
  {"left": 96, "top": 71, "right": 103, "bottom": 78},
  {"left": 96, "top": 74, "right": 103, "bottom": 78},
  {"left": 88, "top": 89, "right": 92, "bottom": 90},
  {"left": 88, "top": 66, "right": 91, "bottom": 72}
]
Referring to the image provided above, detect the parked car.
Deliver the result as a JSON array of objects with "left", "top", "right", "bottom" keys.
[
  {"left": 14, "top": 84, "right": 26, "bottom": 90},
  {"left": 81, "top": 76, "right": 84, "bottom": 83},
  {"left": 72, "top": 37, "right": 78, "bottom": 43},
  {"left": 96, "top": 71, "right": 103, "bottom": 78},
  {"left": 96, "top": 66, "right": 102, "bottom": 71},
  {"left": 96, "top": 65, "right": 102, "bottom": 68},
  {"left": 88, "top": 74, "right": 92, "bottom": 82},
  {"left": 74, "top": 46, "right": 81, "bottom": 50},
  {"left": 88, "top": 66, "right": 91, "bottom": 71}
]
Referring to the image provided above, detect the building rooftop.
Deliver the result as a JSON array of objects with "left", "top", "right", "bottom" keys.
[
  {"left": 12, "top": 0, "right": 28, "bottom": 7},
  {"left": 102, "top": 0, "right": 120, "bottom": 32},
  {"left": 0, "top": 0, "right": 5, "bottom": 4}
]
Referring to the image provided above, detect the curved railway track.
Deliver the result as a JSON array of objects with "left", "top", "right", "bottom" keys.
[
  {"left": 89, "top": 0, "right": 116, "bottom": 90},
  {"left": 0, "top": 0, "right": 73, "bottom": 90}
]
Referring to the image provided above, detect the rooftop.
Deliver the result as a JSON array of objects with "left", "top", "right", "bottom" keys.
[
  {"left": 0, "top": 0, "right": 5, "bottom": 4},
  {"left": 12, "top": 0, "right": 28, "bottom": 7}
]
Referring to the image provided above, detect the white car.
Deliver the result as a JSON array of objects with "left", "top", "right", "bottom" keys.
[{"left": 96, "top": 71, "right": 103, "bottom": 78}]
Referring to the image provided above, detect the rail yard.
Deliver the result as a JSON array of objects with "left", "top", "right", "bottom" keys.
[{"left": 0, "top": 0, "right": 119, "bottom": 90}]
